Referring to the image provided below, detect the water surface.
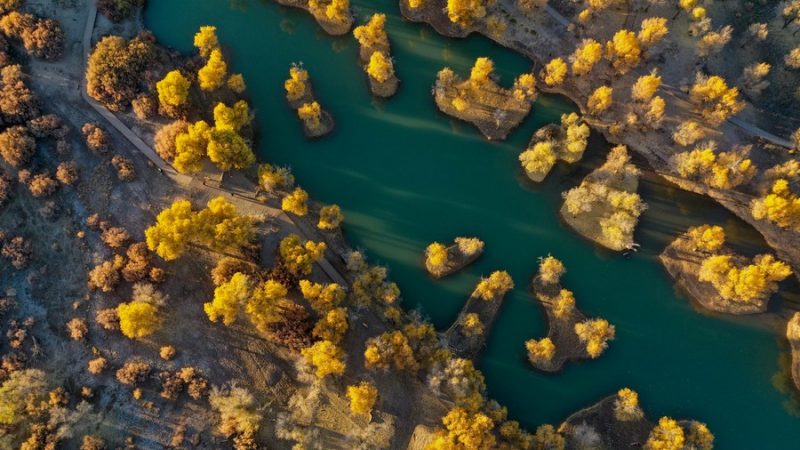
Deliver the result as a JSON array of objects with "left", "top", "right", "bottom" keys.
[{"left": 145, "top": 1, "right": 800, "bottom": 447}]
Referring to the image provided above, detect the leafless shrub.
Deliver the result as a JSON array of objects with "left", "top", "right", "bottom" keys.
[{"left": 111, "top": 155, "right": 135, "bottom": 181}]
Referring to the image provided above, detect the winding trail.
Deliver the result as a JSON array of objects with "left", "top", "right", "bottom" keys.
[{"left": 80, "top": 4, "right": 347, "bottom": 286}]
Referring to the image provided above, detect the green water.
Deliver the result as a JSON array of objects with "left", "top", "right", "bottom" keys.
[{"left": 145, "top": 1, "right": 800, "bottom": 447}]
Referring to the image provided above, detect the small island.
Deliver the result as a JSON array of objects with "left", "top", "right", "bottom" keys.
[
  {"left": 560, "top": 388, "right": 715, "bottom": 450},
  {"left": 353, "top": 14, "right": 399, "bottom": 97},
  {"left": 433, "top": 57, "right": 536, "bottom": 140},
  {"left": 526, "top": 256, "right": 615, "bottom": 372},
  {"left": 424, "top": 236, "right": 484, "bottom": 278},
  {"left": 444, "top": 271, "right": 514, "bottom": 359},
  {"left": 519, "top": 113, "right": 590, "bottom": 182},
  {"left": 660, "top": 225, "right": 792, "bottom": 314},
  {"left": 560, "top": 145, "right": 646, "bottom": 251},
  {"left": 787, "top": 313, "right": 800, "bottom": 393},
  {"left": 284, "top": 65, "right": 335, "bottom": 138},
  {"left": 274, "top": 0, "right": 353, "bottom": 35}
]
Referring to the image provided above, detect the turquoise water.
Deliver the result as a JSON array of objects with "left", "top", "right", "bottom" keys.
[{"left": 145, "top": 1, "right": 800, "bottom": 447}]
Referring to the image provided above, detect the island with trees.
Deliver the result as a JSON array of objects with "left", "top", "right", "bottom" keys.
[
  {"left": 284, "top": 65, "right": 335, "bottom": 138},
  {"left": 519, "top": 112, "right": 590, "bottom": 182},
  {"left": 424, "top": 236, "right": 484, "bottom": 278},
  {"left": 353, "top": 13, "right": 399, "bottom": 97}
]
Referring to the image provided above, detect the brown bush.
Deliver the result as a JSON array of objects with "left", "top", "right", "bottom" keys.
[
  {"left": 98, "top": 0, "right": 144, "bottom": 22},
  {"left": 265, "top": 302, "right": 312, "bottom": 352},
  {"left": 86, "top": 33, "right": 157, "bottom": 111},
  {"left": 0, "top": 12, "right": 64, "bottom": 60},
  {"left": 86, "top": 213, "right": 102, "bottom": 230},
  {"left": 101, "top": 226, "right": 130, "bottom": 249},
  {"left": 158, "top": 371, "right": 184, "bottom": 400},
  {"left": 211, "top": 257, "right": 262, "bottom": 286},
  {"left": 131, "top": 94, "right": 156, "bottom": 120},
  {"left": 1, "top": 235, "right": 30, "bottom": 268},
  {"left": 178, "top": 367, "right": 209, "bottom": 400},
  {"left": 0, "top": 125, "right": 35, "bottom": 167},
  {"left": 0, "top": 65, "right": 41, "bottom": 123},
  {"left": 27, "top": 172, "right": 58, "bottom": 197},
  {"left": 0, "top": 171, "right": 11, "bottom": 206},
  {"left": 153, "top": 120, "right": 188, "bottom": 161},
  {"left": 122, "top": 242, "right": 150, "bottom": 282},
  {"left": 81, "top": 123, "right": 110, "bottom": 153},
  {"left": 111, "top": 155, "right": 135, "bottom": 181},
  {"left": 55, "top": 161, "right": 78, "bottom": 185},
  {"left": 95, "top": 308, "right": 120, "bottom": 330},
  {"left": 159, "top": 345, "right": 176, "bottom": 360},
  {"left": 149, "top": 266, "right": 166, "bottom": 283},
  {"left": 87, "top": 357, "right": 108, "bottom": 375},
  {"left": 87, "top": 258, "right": 122, "bottom": 292},
  {"left": 28, "top": 114, "right": 68, "bottom": 139},
  {"left": 67, "top": 317, "right": 88, "bottom": 340},
  {"left": 81, "top": 435, "right": 106, "bottom": 450},
  {"left": 116, "top": 360, "right": 150, "bottom": 385},
  {"left": 55, "top": 139, "right": 70, "bottom": 156}
]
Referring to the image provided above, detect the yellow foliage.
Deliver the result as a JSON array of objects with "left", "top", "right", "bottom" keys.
[
  {"left": 752, "top": 179, "right": 800, "bottom": 230},
  {"left": 313, "top": 307, "right": 349, "bottom": 343},
  {"left": 282, "top": 187, "right": 309, "bottom": 216},
  {"left": 258, "top": 163, "right": 294, "bottom": 192},
  {"left": 245, "top": 280, "right": 291, "bottom": 333},
  {"left": 298, "top": 101, "right": 323, "bottom": 130},
  {"left": 638, "top": 17, "right": 668, "bottom": 48},
  {"left": 672, "top": 121, "right": 706, "bottom": 146},
  {"left": 605, "top": 29, "right": 641, "bottom": 74},
  {"left": 525, "top": 337, "right": 555, "bottom": 363},
  {"left": 144, "top": 199, "right": 196, "bottom": 260},
  {"left": 318, "top": 204, "right": 344, "bottom": 230},
  {"left": 533, "top": 424, "right": 564, "bottom": 450},
  {"left": 279, "top": 234, "right": 327, "bottom": 276},
  {"left": 574, "top": 318, "right": 615, "bottom": 358},
  {"left": 206, "top": 128, "right": 255, "bottom": 172},
  {"left": 426, "top": 407, "right": 496, "bottom": 450},
  {"left": 685, "top": 421, "right": 714, "bottom": 450},
  {"left": 452, "top": 95, "right": 470, "bottom": 112},
  {"left": 299, "top": 279, "right": 345, "bottom": 313},
  {"left": 204, "top": 272, "right": 251, "bottom": 326},
  {"left": 193, "top": 25, "right": 219, "bottom": 58},
  {"left": 353, "top": 13, "right": 388, "bottom": 49},
  {"left": 426, "top": 242, "right": 449, "bottom": 271},
  {"left": 351, "top": 266, "right": 401, "bottom": 306},
  {"left": 455, "top": 237, "right": 484, "bottom": 255},
  {"left": 118, "top": 301, "right": 160, "bottom": 339},
  {"left": 614, "top": 387, "right": 644, "bottom": 421},
  {"left": 553, "top": 289, "right": 575, "bottom": 318},
  {"left": 213, "top": 100, "right": 251, "bottom": 132},
  {"left": 686, "top": 224, "right": 726, "bottom": 252},
  {"left": 469, "top": 57, "right": 494, "bottom": 87},
  {"left": 284, "top": 66, "right": 308, "bottom": 101},
  {"left": 519, "top": 141, "right": 557, "bottom": 177},
  {"left": 301, "top": 340, "right": 346, "bottom": 379},
  {"left": 473, "top": 271, "right": 514, "bottom": 301},
  {"left": 587, "top": 85, "right": 613, "bottom": 114},
  {"left": 156, "top": 70, "right": 190, "bottom": 108},
  {"left": 699, "top": 253, "right": 792, "bottom": 302},
  {"left": 174, "top": 120, "right": 211, "bottom": 174},
  {"left": 689, "top": 74, "right": 744, "bottom": 125},
  {"left": 446, "top": 0, "right": 489, "bottom": 27},
  {"left": 227, "top": 73, "right": 246, "bottom": 94},
  {"left": 679, "top": 0, "right": 696, "bottom": 12},
  {"left": 408, "top": 0, "right": 424, "bottom": 8},
  {"left": 486, "top": 15, "right": 508, "bottom": 37},
  {"left": 645, "top": 417, "right": 684, "bottom": 450},
  {"left": 538, "top": 255, "right": 565, "bottom": 285},
  {"left": 571, "top": 39, "right": 603, "bottom": 76},
  {"left": 367, "top": 51, "right": 394, "bottom": 83},
  {"left": 461, "top": 313, "right": 484, "bottom": 336},
  {"left": 631, "top": 70, "right": 661, "bottom": 102},
  {"left": 347, "top": 381, "right": 378, "bottom": 417},
  {"left": 198, "top": 49, "right": 227, "bottom": 91},
  {"left": 364, "top": 330, "right": 418, "bottom": 371},
  {"left": 513, "top": 73, "right": 537, "bottom": 101},
  {"left": 542, "top": 57, "right": 567, "bottom": 86}
]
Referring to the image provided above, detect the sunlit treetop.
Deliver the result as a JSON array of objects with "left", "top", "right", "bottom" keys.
[
  {"left": 353, "top": 13, "right": 388, "bottom": 49},
  {"left": 194, "top": 25, "right": 219, "bottom": 58}
]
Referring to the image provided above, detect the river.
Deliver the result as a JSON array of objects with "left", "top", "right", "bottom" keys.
[{"left": 145, "top": 1, "right": 800, "bottom": 447}]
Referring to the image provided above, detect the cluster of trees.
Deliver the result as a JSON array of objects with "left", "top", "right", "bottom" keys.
[
  {"left": 472, "top": 270, "right": 514, "bottom": 301},
  {"left": 627, "top": 70, "right": 666, "bottom": 128},
  {"left": 87, "top": 33, "right": 157, "bottom": 111},
  {"left": 752, "top": 179, "right": 800, "bottom": 231},
  {"left": 613, "top": 388, "right": 644, "bottom": 422},
  {"left": 645, "top": 417, "right": 714, "bottom": 450},
  {"left": 97, "top": 0, "right": 144, "bottom": 22},
  {"left": 574, "top": 318, "right": 616, "bottom": 358},
  {"left": 144, "top": 196, "right": 255, "bottom": 261},
  {"left": 671, "top": 141, "right": 756, "bottom": 189},
  {"left": 438, "top": 57, "right": 537, "bottom": 115},
  {"left": 518, "top": 112, "right": 590, "bottom": 181},
  {"left": 0, "top": 10, "right": 64, "bottom": 60},
  {"left": 446, "top": 0, "right": 489, "bottom": 28},
  {"left": 685, "top": 224, "right": 726, "bottom": 253},
  {"left": 688, "top": 74, "right": 744, "bottom": 126},
  {"left": 308, "top": 0, "right": 351, "bottom": 26},
  {"left": 699, "top": 252, "right": 791, "bottom": 303}
]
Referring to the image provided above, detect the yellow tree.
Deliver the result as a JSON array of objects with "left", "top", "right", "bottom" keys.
[
  {"left": 204, "top": 272, "right": 252, "bottom": 325},
  {"left": 689, "top": 74, "right": 744, "bottom": 125},
  {"left": 686, "top": 224, "right": 725, "bottom": 252},
  {"left": 473, "top": 271, "right": 514, "bottom": 301},
  {"left": 145, "top": 199, "right": 196, "bottom": 260},
  {"left": 645, "top": 417, "right": 684, "bottom": 450},
  {"left": 613, "top": 388, "right": 644, "bottom": 421},
  {"left": 213, "top": 100, "right": 251, "bottom": 132},
  {"left": 699, "top": 253, "right": 792, "bottom": 302},
  {"left": 553, "top": 289, "right": 575, "bottom": 318},
  {"left": 196, "top": 196, "right": 255, "bottom": 251},
  {"left": 313, "top": 307, "right": 349, "bottom": 343},
  {"left": 258, "top": 164, "right": 295, "bottom": 192},
  {"left": 638, "top": 17, "right": 669, "bottom": 49},
  {"left": 570, "top": 39, "right": 603, "bottom": 76},
  {"left": 299, "top": 279, "right": 345, "bottom": 313},
  {"left": 525, "top": 337, "right": 555, "bottom": 363},
  {"left": 198, "top": 48, "right": 228, "bottom": 91},
  {"left": 353, "top": 13, "right": 388, "bottom": 49},
  {"left": 631, "top": 70, "right": 661, "bottom": 102},
  {"left": 425, "top": 242, "right": 449, "bottom": 273},
  {"left": 364, "top": 330, "right": 418, "bottom": 371},
  {"left": 279, "top": 234, "right": 327, "bottom": 276},
  {"left": 427, "top": 407, "right": 496, "bottom": 450},
  {"left": 206, "top": 128, "right": 255, "bottom": 172},
  {"left": 538, "top": 255, "right": 565, "bottom": 285},
  {"left": 298, "top": 101, "right": 323, "bottom": 130},
  {"left": 605, "top": 29, "right": 641, "bottom": 74},
  {"left": 469, "top": 56, "right": 494, "bottom": 88},
  {"left": 318, "top": 204, "right": 344, "bottom": 230},
  {"left": 685, "top": 421, "right": 714, "bottom": 450},
  {"left": 346, "top": 381, "right": 378, "bottom": 419},
  {"left": 513, "top": 73, "right": 537, "bottom": 101},
  {"left": 282, "top": 187, "right": 309, "bottom": 216},
  {"left": 118, "top": 301, "right": 160, "bottom": 339},
  {"left": 284, "top": 66, "right": 308, "bottom": 101},
  {"left": 174, "top": 120, "right": 211, "bottom": 174},
  {"left": 542, "top": 57, "right": 567, "bottom": 87},
  {"left": 533, "top": 424, "right": 564, "bottom": 450},
  {"left": 587, "top": 86, "right": 613, "bottom": 115},
  {"left": 227, "top": 74, "right": 246, "bottom": 93},
  {"left": 245, "top": 280, "right": 293, "bottom": 333},
  {"left": 156, "top": 70, "right": 190, "bottom": 108},
  {"left": 367, "top": 51, "right": 394, "bottom": 83},
  {"left": 752, "top": 179, "right": 800, "bottom": 230},
  {"left": 301, "top": 340, "right": 346, "bottom": 379},
  {"left": 193, "top": 25, "right": 219, "bottom": 58},
  {"left": 574, "top": 318, "right": 615, "bottom": 358},
  {"left": 461, "top": 313, "right": 484, "bottom": 336},
  {"left": 446, "top": 0, "right": 489, "bottom": 28}
]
